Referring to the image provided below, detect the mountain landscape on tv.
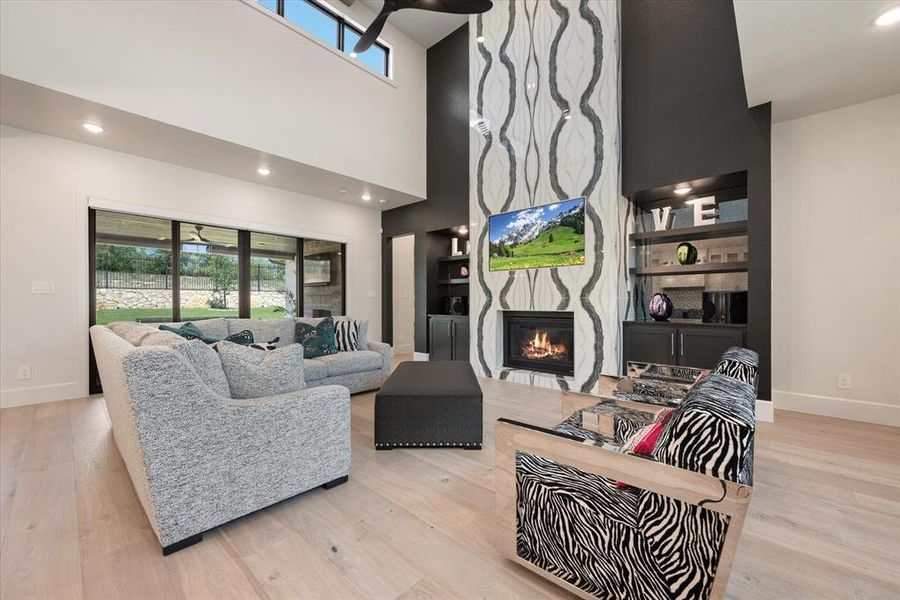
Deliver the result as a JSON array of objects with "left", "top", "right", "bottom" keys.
[{"left": 489, "top": 198, "right": 585, "bottom": 271}]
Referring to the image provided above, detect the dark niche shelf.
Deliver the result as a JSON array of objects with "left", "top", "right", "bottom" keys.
[
  {"left": 629, "top": 261, "right": 748, "bottom": 276},
  {"left": 630, "top": 221, "right": 748, "bottom": 245},
  {"left": 438, "top": 278, "right": 470, "bottom": 285},
  {"left": 437, "top": 254, "right": 470, "bottom": 263}
]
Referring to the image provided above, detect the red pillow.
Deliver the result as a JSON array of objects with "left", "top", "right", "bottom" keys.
[{"left": 616, "top": 409, "right": 674, "bottom": 488}]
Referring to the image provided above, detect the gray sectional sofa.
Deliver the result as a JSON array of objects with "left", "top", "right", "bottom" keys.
[{"left": 89, "top": 316, "right": 391, "bottom": 554}]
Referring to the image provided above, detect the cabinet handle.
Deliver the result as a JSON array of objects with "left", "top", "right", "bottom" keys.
[
  {"left": 670, "top": 333, "right": 675, "bottom": 357},
  {"left": 680, "top": 333, "right": 684, "bottom": 356}
]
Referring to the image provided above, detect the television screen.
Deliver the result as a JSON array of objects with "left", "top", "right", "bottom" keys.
[
  {"left": 488, "top": 198, "right": 585, "bottom": 271},
  {"left": 304, "top": 259, "right": 331, "bottom": 285}
]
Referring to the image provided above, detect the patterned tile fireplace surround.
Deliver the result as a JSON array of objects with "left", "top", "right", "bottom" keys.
[{"left": 468, "top": 0, "right": 630, "bottom": 393}]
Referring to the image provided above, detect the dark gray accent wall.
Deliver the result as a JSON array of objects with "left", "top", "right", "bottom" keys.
[
  {"left": 381, "top": 24, "right": 470, "bottom": 353},
  {"left": 621, "top": 0, "right": 771, "bottom": 399}
]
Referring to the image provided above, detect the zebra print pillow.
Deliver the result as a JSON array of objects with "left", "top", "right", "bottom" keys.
[
  {"left": 334, "top": 319, "right": 360, "bottom": 352},
  {"left": 714, "top": 347, "right": 759, "bottom": 385}
]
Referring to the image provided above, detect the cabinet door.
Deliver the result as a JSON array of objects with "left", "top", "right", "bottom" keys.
[
  {"left": 678, "top": 327, "right": 745, "bottom": 369},
  {"left": 623, "top": 323, "right": 677, "bottom": 369},
  {"left": 452, "top": 319, "right": 470, "bottom": 361},
  {"left": 429, "top": 318, "right": 453, "bottom": 361}
]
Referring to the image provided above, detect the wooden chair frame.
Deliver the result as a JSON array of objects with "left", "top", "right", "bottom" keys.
[{"left": 495, "top": 415, "right": 752, "bottom": 600}]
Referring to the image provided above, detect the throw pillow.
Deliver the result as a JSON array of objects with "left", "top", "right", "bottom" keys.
[
  {"left": 215, "top": 341, "right": 306, "bottom": 400},
  {"left": 334, "top": 319, "right": 360, "bottom": 351},
  {"left": 295, "top": 316, "right": 338, "bottom": 358},
  {"left": 171, "top": 340, "right": 231, "bottom": 397},
  {"left": 621, "top": 409, "right": 674, "bottom": 455},
  {"left": 159, "top": 322, "right": 219, "bottom": 344}
]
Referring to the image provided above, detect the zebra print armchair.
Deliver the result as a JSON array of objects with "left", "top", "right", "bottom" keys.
[{"left": 495, "top": 348, "right": 758, "bottom": 600}]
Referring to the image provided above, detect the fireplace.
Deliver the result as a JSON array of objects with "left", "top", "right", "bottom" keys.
[{"left": 503, "top": 311, "right": 575, "bottom": 376}]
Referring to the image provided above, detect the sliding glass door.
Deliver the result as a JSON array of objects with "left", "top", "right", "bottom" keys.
[{"left": 89, "top": 208, "right": 346, "bottom": 393}]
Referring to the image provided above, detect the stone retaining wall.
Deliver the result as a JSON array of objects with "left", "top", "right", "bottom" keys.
[{"left": 96, "top": 288, "right": 287, "bottom": 310}]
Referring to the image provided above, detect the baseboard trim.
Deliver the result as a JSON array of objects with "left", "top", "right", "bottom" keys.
[
  {"left": 413, "top": 352, "right": 429, "bottom": 361},
  {"left": 0, "top": 381, "right": 83, "bottom": 409},
  {"left": 772, "top": 390, "right": 899, "bottom": 427}
]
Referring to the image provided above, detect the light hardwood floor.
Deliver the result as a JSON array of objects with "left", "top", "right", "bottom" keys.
[{"left": 1, "top": 355, "right": 898, "bottom": 599}]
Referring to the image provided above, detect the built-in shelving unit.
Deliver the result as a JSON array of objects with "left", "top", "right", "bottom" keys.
[
  {"left": 437, "top": 254, "right": 470, "bottom": 263},
  {"left": 629, "top": 221, "right": 747, "bottom": 245},
  {"left": 438, "top": 278, "right": 470, "bottom": 285},
  {"left": 629, "top": 261, "right": 748, "bottom": 277}
]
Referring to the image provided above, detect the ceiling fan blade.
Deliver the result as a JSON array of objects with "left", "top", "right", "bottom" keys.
[
  {"left": 403, "top": 0, "right": 492, "bottom": 14},
  {"left": 353, "top": 8, "right": 393, "bottom": 54}
]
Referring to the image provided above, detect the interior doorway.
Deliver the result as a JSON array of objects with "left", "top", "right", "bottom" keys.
[{"left": 391, "top": 234, "right": 415, "bottom": 355}]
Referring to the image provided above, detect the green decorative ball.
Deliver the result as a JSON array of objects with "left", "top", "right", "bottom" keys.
[{"left": 676, "top": 242, "right": 699, "bottom": 265}]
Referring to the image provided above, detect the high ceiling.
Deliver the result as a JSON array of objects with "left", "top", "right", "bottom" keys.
[{"left": 734, "top": 0, "right": 900, "bottom": 122}]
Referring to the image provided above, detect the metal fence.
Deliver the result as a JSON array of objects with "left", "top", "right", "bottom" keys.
[{"left": 95, "top": 265, "right": 286, "bottom": 292}]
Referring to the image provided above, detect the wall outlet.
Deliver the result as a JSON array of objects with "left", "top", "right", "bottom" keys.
[
  {"left": 17, "top": 366, "right": 32, "bottom": 380},
  {"left": 837, "top": 373, "right": 852, "bottom": 390}
]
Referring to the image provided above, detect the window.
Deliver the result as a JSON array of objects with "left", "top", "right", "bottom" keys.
[
  {"left": 180, "top": 223, "right": 241, "bottom": 319},
  {"left": 93, "top": 212, "right": 173, "bottom": 325},
  {"left": 250, "top": 232, "right": 300, "bottom": 319},
  {"left": 303, "top": 239, "right": 344, "bottom": 317},
  {"left": 257, "top": 0, "right": 390, "bottom": 77}
]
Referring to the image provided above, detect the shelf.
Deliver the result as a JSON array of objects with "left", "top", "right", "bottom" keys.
[
  {"left": 629, "top": 261, "right": 748, "bottom": 276},
  {"left": 624, "top": 320, "right": 747, "bottom": 330},
  {"left": 437, "top": 254, "right": 470, "bottom": 263},
  {"left": 630, "top": 221, "right": 747, "bottom": 245},
  {"left": 438, "top": 278, "right": 471, "bottom": 285}
]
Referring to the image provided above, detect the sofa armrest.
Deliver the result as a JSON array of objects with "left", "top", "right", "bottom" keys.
[
  {"left": 368, "top": 341, "right": 392, "bottom": 375},
  {"left": 120, "top": 347, "right": 351, "bottom": 546}
]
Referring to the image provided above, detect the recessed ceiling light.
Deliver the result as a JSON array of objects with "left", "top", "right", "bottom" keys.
[
  {"left": 458, "top": 226, "right": 469, "bottom": 234},
  {"left": 674, "top": 185, "right": 692, "bottom": 195},
  {"left": 157, "top": 236, "right": 167, "bottom": 241},
  {"left": 339, "top": 189, "right": 347, "bottom": 194},
  {"left": 82, "top": 122, "right": 104, "bottom": 134},
  {"left": 350, "top": 52, "right": 358, "bottom": 58},
  {"left": 379, "top": 199, "right": 387, "bottom": 204},
  {"left": 876, "top": 6, "right": 900, "bottom": 26},
  {"left": 257, "top": 167, "right": 271, "bottom": 176},
  {"left": 361, "top": 193, "right": 372, "bottom": 201},
  {"left": 476, "top": 36, "right": 485, "bottom": 44}
]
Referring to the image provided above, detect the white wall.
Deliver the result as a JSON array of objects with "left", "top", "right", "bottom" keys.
[
  {"left": 390, "top": 234, "right": 415, "bottom": 355},
  {"left": 0, "top": 0, "right": 426, "bottom": 198},
  {"left": 0, "top": 125, "right": 383, "bottom": 408},
  {"left": 771, "top": 95, "right": 900, "bottom": 426}
]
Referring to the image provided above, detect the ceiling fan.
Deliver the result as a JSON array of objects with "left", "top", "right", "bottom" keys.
[
  {"left": 344, "top": 0, "right": 493, "bottom": 54},
  {"left": 187, "top": 225, "right": 212, "bottom": 244}
]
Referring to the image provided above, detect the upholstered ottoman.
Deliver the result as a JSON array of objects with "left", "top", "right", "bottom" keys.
[{"left": 375, "top": 361, "right": 483, "bottom": 450}]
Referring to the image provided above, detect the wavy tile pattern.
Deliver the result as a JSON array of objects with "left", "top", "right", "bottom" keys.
[{"left": 469, "top": 0, "right": 629, "bottom": 393}]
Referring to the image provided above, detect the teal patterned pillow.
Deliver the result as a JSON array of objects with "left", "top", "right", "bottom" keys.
[
  {"left": 160, "top": 323, "right": 255, "bottom": 346},
  {"left": 295, "top": 317, "right": 338, "bottom": 358},
  {"left": 159, "top": 322, "right": 219, "bottom": 344}
]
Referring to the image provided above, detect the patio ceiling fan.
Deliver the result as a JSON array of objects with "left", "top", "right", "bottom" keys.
[
  {"left": 347, "top": 0, "right": 493, "bottom": 54},
  {"left": 187, "top": 225, "right": 212, "bottom": 244}
]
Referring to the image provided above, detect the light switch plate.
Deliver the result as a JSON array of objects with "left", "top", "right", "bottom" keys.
[
  {"left": 837, "top": 373, "right": 852, "bottom": 390},
  {"left": 31, "top": 281, "right": 55, "bottom": 294}
]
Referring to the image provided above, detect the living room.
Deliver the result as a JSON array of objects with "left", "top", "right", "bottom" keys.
[{"left": 1, "top": 1, "right": 898, "bottom": 599}]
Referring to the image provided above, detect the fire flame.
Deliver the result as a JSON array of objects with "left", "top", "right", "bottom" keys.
[{"left": 523, "top": 330, "right": 568, "bottom": 360}]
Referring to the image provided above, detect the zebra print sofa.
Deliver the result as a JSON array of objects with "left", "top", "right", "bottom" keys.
[{"left": 495, "top": 347, "right": 758, "bottom": 600}]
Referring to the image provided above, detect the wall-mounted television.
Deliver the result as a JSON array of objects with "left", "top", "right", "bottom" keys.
[
  {"left": 304, "top": 259, "right": 331, "bottom": 285},
  {"left": 488, "top": 197, "right": 585, "bottom": 271}
]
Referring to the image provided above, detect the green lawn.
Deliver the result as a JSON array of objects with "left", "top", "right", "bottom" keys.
[
  {"left": 95, "top": 307, "right": 285, "bottom": 325},
  {"left": 490, "top": 225, "right": 585, "bottom": 271}
]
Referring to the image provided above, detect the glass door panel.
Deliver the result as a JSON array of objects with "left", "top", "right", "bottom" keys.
[
  {"left": 179, "top": 223, "right": 240, "bottom": 319},
  {"left": 303, "top": 239, "right": 344, "bottom": 317},
  {"left": 250, "top": 232, "right": 298, "bottom": 319}
]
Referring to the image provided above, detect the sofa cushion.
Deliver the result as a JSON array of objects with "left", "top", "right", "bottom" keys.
[
  {"left": 303, "top": 359, "right": 328, "bottom": 381},
  {"left": 138, "top": 331, "right": 185, "bottom": 347},
  {"left": 215, "top": 341, "right": 305, "bottom": 399},
  {"left": 171, "top": 340, "right": 230, "bottom": 397},
  {"left": 298, "top": 316, "right": 369, "bottom": 349},
  {"left": 225, "top": 318, "right": 295, "bottom": 347},
  {"left": 295, "top": 317, "right": 338, "bottom": 358},
  {"left": 653, "top": 372, "right": 756, "bottom": 484},
  {"left": 316, "top": 350, "right": 382, "bottom": 376},
  {"left": 108, "top": 322, "right": 164, "bottom": 346}
]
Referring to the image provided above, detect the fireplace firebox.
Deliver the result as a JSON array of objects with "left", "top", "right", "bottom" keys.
[{"left": 503, "top": 311, "right": 574, "bottom": 376}]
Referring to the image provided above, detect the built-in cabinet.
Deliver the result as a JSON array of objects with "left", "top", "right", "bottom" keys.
[
  {"left": 622, "top": 321, "right": 744, "bottom": 370},
  {"left": 429, "top": 315, "right": 469, "bottom": 361}
]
